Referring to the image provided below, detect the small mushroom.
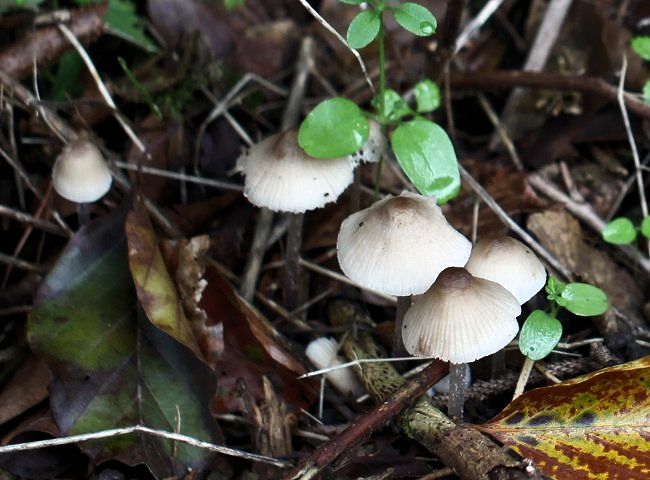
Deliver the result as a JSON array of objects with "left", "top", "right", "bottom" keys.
[
  {"left": 52, "top": 139, "right": 112, "bottom": 204},
  {"left": 305, "top": 337, "right": 365, "bottom": 398},
  {"left": 349, "top": 119, "right": 387, "bottom": 165},
  {"left": 402, "top": 267, "right": 520, "bottom": 421},
  {"left": 465, "top": 235, "right": 546, "bottom": 304}
]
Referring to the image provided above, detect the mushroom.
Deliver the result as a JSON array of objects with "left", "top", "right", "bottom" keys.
[
  {"left": 52, "top": 139, "right": 112, "bottom": 225},
  {"left": 465, "top": 235, "right": 546, "bottom": 304},
  {"left": 305, "top": 337, "right": 365, "bottom": 398},
  {"left": 349, "top": 119, "right": 387, "bottom": 165},
  {"left": 336, "top": 191, "right": 472, "bottom": 354},
  {"left": 238, "top": 128, "right": 356, "bottom": 309},
  {"left": 402, "top": 267, "right": 521, "bottom": 421}
]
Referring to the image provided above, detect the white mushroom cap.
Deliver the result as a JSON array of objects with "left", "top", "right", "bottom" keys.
[
  {"left": 465, "top": 235, "right": 546, "bottom": 304},
  {"left": 305, "top": 337, "right": 365, "bottom": 397},
  {"left": 237, "top": 129, "right": 355, "bottom": 213},
  {"left": 52, "top": 140, "right": 112, "bottom": 203},
  {"left": 337, "top": 191, "right": 472, "bottom": 296},
  {"left": 402, "top": 267, "right": 521, "bottom": 363},
  {"left": 350, "top": 119, "right": 386, "bottom": 165}
]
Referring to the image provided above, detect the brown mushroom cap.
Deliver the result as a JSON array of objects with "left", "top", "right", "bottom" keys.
[
  {"left": 337, "top": 191, "right": 472, "bottom": 296},
  {"left": 237, "top": 129, "right": 356, "bottom": 213},
  {"left": 402, "top": 267, "right": 521, "bottom": 363}
]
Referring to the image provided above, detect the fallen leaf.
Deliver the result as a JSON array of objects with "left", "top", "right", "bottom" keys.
[
  {"left": 477, "top": 356, "right": 650, "bottom": 479},
  {"left": 0, "top": 355, "right": 49, "bottom": 426},
  {"left": 28, "top": 204, "right": 222, "bottom": 477}
]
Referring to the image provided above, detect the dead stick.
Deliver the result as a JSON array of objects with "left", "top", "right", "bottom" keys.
[
  {"left": 449, "top": 70, "right": 650, "bottom": 121},
  {"left": 282, "top": 361, "right": 448, "bottom": 480},
  {"left": 0, "top": 5, "right": 107, "bottom": 80},
  {"left": 429, "top": 0, "right": 467, "bottom": 81}
]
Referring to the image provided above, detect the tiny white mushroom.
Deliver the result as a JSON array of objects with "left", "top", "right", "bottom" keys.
[
  {"left": 305, "top": 337, "right": 365, "bottom": 398},
  {"left": 237, "top": 129, "right": 356, "bottom": 213},
  {"left": 337, "top": 191, "right": 472, "bottom": 296},
  {"left": 402, "top": 267, "right": 521, "bottom": 363},
  {"left": 465, "top": 235, "right": 546, "bottom": 304},
  {"left": 52, "top": 139, "right": 112, "bottom": 203},
  {"left": 349, "top": 119, "right": 387, "bottom": 165}
]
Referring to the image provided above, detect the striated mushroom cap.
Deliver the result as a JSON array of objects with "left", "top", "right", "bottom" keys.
[
  {"left": 52, "top": 140, "right": 112, "bottom": 203},
  {"left": 465, "top": 235, "right": 546, "bottom": 304},
  {"left": 337, "top": 191, "right": 472, "bottom": 296},
  {"left": 237, "top": 129, "right": 355, "bottom": 213},
  {"left": 402, "top": 267, "right": 521, "bottom": 363}
]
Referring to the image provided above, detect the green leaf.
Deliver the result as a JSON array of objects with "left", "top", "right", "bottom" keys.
[
  {"left": 0, "top": 0, "right": 44, "bottom": 13},
  {"left": 339, "top": 0, "right": 365, "bottom": 4},
  {"left": 560, "top": 283, "right": 608, "bottom": 316},
  {"left": 391, "top": 118, "right": 460, "bottom": 203},
  {"left": 28, "top": 206, "right": 221, "bottom": 477},
  {"left": 105, "top": 0, "right": 158, "bottom": 52},
  {"left": 413, "top": 79, "right": 440, "bottom": 112},
  {"left": 392, "top": 2, "right": 437, "bottom": 37},
  {"left": 641, "top": 216, "right": 650, "bottom": 238},
  {"left": 299, "top": 98, "right": 369, "bottom": 158},
  {"left": 347, "top": 10, "right": 381, "bottom": 49},
  {"left": 372, "top": 89, "right": 412, "bottom": 122},
  {"left": 631, "top": 36, "right": 650, "bottom": 61},
  {"left": 602, "top": 217, "right": 638, "bottom": 244},
  {"left": 51, "top": 52, "right": 84, "bottom": 101},
  {"left": 224, "top": 0, "right": 245, "bottom": 11},
  {"left": 519, "top": 310, "right": 563, "bottom": 361},
  {"left": 545, "top": 276, "right": 566, "bottom": 301},
  {"left": 643, "top": 81, "right": 650, "bottom": 105}
]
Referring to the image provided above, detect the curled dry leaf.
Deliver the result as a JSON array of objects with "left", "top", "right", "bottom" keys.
[{"left": 477, "top": 356, "right": 650, "bottom": 479}]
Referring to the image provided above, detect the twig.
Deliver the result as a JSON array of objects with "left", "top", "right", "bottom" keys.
[
  {"left": 282, "top": 361, "right": 448, "bottom": 480},
  {"left": 449, "top": 70, "right": 650, "bottom": 121},
  {"left": 454, "top": 0, "right": 506, "bottom": 54},
  {"left": 112, "top": 160, "right": 243, "bottom": 192},
  {"left": 429, "top": 0, "right": 467, "bottom": 81},
  {"left": 528, "top": 173, "right": 650, "bottom": 274},
  {"left": 475, "top": 92, "right": 523, "bottom": 170},
  {"left": 0, "top": 425, "right": 289, "bottom": 468},
  {"left": 0, "top": 5, "right": 107, "bottom": 80},
  {"left": 617, "top": 56, "right": 649, "bottom": 257},
  {"left": 459, "top": 165, "right": 573, "bottom": 279},
  {"left": 298, "top": 356, "right": 434, "bottom": 379},
  {"left": 296, "top": 0, "right": 375, "bottom": 94},
  {"left": 57, "top": 23, "right": 146, "bottom": 153},
  {"left": 0, "top": 252, "right": 45, "bottom": 273},
  {"left": 0, "top": 204, "right": 67, "bottom": 237}
]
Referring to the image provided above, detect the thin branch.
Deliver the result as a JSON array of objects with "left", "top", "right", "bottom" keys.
[
  {"left": 429, "top": 0, "right": 467, "bottom": 81},
  {"left": 0, "top": 204, "right": 67, "bottom": 237},
  {"left": 454, "top": 0, "right": 505, "bottom": 54},
  {"left": 449, "top": 70, "right": 650, "bottom": 121},
  {"left": 296, "top": 0, "right": 375, "bottom": 94},
  {"left": 0, "top": 425, "right": 289, "bottom": 468}
]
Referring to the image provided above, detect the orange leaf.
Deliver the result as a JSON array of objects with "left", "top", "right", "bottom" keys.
[{"left": 477, "top": 357, "right": 650, "bottom": 479}]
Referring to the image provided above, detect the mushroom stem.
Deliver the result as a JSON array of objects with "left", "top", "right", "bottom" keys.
[
  {"left": 448, "top": 362, "right": 468, "bottom": 422},
  {"left": 283, "top": 212, "right": 305, "bottom": 312},
  {"left": 392, "top": 295, "right": 411, "bottom": 356},
  {"left": 76, "top": 203, "right": 91, "bottom": 226},
  {"left": 513, "top": 356, "right": 535, "bottom": 400}
]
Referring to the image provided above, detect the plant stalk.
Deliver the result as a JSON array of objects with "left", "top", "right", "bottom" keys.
[
  {"left": 283, "top": 212, "right": 305, "bottom": 312},
  {"left": 513, "top": 356, "right": 535, "bottom": 400}
]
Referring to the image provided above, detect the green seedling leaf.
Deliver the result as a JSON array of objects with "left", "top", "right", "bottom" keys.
[
  {"left": 0, "top": 0, "right": 44, "bottom": 13},
  {"left": 478, "top": 357, "right": 650, "bottom": 479},
  {"left": 602, "top": 217, "right": 637, "bottom": 244},
  {"left": 347, "top": 10, "right": 381, "bottom": 49},
  {"left": 643, "top": 81, "right": 650, "bottom": 105},
  {"left": 224, "top": 0, "right": 245, "bottom": 10},
  {"left": 392, "top": 2, "right": 437, "bottom": 37},
  {"left": 299, "top": 98, "right": 369, "bottom": 158},
  {"left": 372, "top": 89, "right": 412, "bottom": 122},
  {"left": 391, "top": 118, "right": 460, "bottom": 203},
  {"left": 51, "top": 52, "right": 84, "bottom": 101},
  {"left": 105, "top": 0, "right": 158, "bottom": 52},
  {"left": 641, "top": 216, "right": 650, "bottom": 238},
  {"left": 631, "top": 36, "right": 650, "bottom": 61},
  {"left": 558, "top": 283, "right": 608, "bottom": 316},
  {"left": 545, "top": 276, "right": 566, "bottom": 302},
  {"left": 28, "top": 205, "right": 221, "bottom": 477},
  {"left": 519, "top": 310, "right": 562, "bottom": 361},
  {"left": 339, "top": 0, "right": 365, "bottom": 4},
  {"left": 413, "top": 79, "right": 440, "bottom": 113}
]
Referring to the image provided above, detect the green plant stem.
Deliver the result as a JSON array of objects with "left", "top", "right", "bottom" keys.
[{"left": 378, "top": 11, "right": 386, "bottom": 121}]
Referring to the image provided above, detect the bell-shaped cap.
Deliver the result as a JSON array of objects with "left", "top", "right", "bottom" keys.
[
  {"left": 237, "top": 129, "right": 355, "bottom": 213},
  {"left": 465, "top": 235, "right": 546, "bottom": 304},
  {"left": 350, "top": 119, "right": 386, "bottom": 165},
  {"left": 52, "top": 140, "right": 112, "bottom": 203},
  {"left": 402, "top": 267, "right": 521, "bottom": 363},
  {"left": 337, "top": 191, "right": 472, "bottom": 296},
  {"left": 305, "top": 337, "right": 365, "bottom": 397}
]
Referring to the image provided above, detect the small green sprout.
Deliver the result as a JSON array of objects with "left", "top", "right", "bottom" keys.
[
  {"left": 518, "top": 277, "right": 608, "bottom": 361},
  {"left": 631, "top": 36, "right": 650, "bottom": 104},
  {"left": 298, "top": 1, "right": 459, "bottom": 204},
  {"left": 601, "top": 216, "right": 650, "bottom": 245}
]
